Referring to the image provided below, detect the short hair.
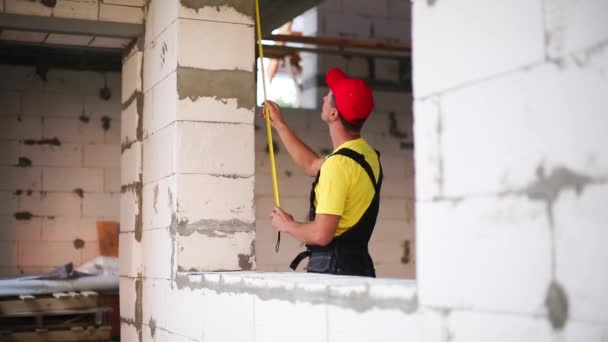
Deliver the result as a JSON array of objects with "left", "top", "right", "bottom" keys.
[{"left": 329, "top": 93, "right": 364, "bottom": 132}]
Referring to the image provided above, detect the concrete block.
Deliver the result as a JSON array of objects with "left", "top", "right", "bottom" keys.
[
  {"left": 121, "top": 50, "right": 143, "bottom": 102},
  {"left": 84, "top": 95, "right": 121, "bottom": 119},
  {"left": 18, "top": 241, "right": 80, "bottom": 267},
  {"left": 42, "top": 69, "right": 103, "bottom": 96},
  {"left": 119, "top": 276, "right": 137, "bottom": 322},
  {"left": 255, "top": 226, "right": 304, "bottom": 268},
  {"left": 375, "top": 59, "right": 401, "bottom": 82},
  {"left": 53, "top": 0, "right": 99, "bottom": 20},
  {"left": 121, "top": 98, "right": 139, "bottom": 144},
  {"left": 378, "top": 198, "right": 408, "bottom": 220},
  {"left": 369, "top": 240, "right": 405, "bottom": 264},
  {"left": 39, "top": 192, "right": 82, "bottom": 217},
  {"left": 178, "top": 90, "right": 254, "bottom": 125},
  {"left": 100, "top": 3, "right": 143, "bottom": 24},
  {"left": 120, "top": 188, "right": 139, "bottom": 233},
  {"left": 0, "top": 215, "right": 41, "bottom": 241},
  {"left": 104, "top": 168, "right": 121, "bottom": 192},
  {"left": 143, "top": 21, "right": 177, "bottom": 93},
  {"left": 82, "top": 192, "right": 120, "bottom": 218},
  {"left": 387, "top": 0, "right": 410, "bottom": 20},
  {"left": 142, "top": 176, "right": 175, "bottom": 230},
  {"left": 146, "top": 280, "right": 204, "bottom": 340},
  {"left": 142, "top": 227, "right": 172, "bottom": 279},
  {"left": 177, "top": 230, "right": 255, "bottom": 271},
  {"left": 83, "top": 144, "right": 120, "bottom": 168},
  {"left": 104, "top": 119, "right": 121, "bottom": 144},
  {"left": 323, "top": 12, "right": 371, "bottom": 38},
  {"left": 0, "top": 141, "right": 19, "bottom": 166},
  {"left": 375, "top": 263, "right": 411, "bottom": 279},
  {"left": 438, "top": 57, "right": 608, "bottom": 197},
  {"left": 344, "top": 0, "right": 388, "bottom": 18},
  {"left": 20, "top": 144, "right": 82, "bottom": 167},
  {"left": 417, "top": 197, "right": 552, "bottom": 314},
  {"left": 412, "top": 0, "right": 544, "bottom": 97},
  {"left": 42, "top": 167, "right": 104, "bottom": 192},
  {"left": 345, "top": 56, "right": 370, "bottom": 79},
  {"left": 554, "top": 184, "right": 608, "bottom": 323},
  {"left": 255, "top": 195, "right": 308, "bottom": 222},
  {"left": 371, "top": 218, "right": 409, "bottom": 242},
  {"left": 0, "top": 241, "right": 17, "bottom": 267},
  {"left": 15, "top": 191, "right": 41, "bottom": 214},
  {"left": 121, "top": 141, "right": 142, "bottom": 186},
  {"left": 119, "top": 232, "right": 143, "bottom": 276},
  {"left": 178, "top": 1, "right": 253, "bottom": 25},
  {"left": 142, "top": 123, "right": 174, "bottom": 184},
  {"left": 0, "top": 166, "right": 42, "bottom": 190},
  {"left": 144, "top": 0, "right": 177, "bottom": 47},
  {"left": 372, "top": 17, "right": 410, "bottom": 42},
  {"left": 372, "top": 91, "right": 412, "bottom": 115},
  {"left": 199, "top": 291, "right": 255, "bottom": 342},
  {"left": 413, "top": 96, "right": 441, "bottom": 200},
  {"left": 255, "top": 296, "right": 327, "bottom": 342},
  {"left": 327, "top": 301, "right": 421, "bottom": 342},
  {"left": 43, "top": 117, "right": 104, "bottom": 144},
  {"left": 176, "top": 173, "right": 254, "bottom": 224},
  {"left": 177, "top": 19, "right": 254, "bottom": 72},
  {"left": 5, "top": 0, "right": 52, "bottom": 16},
  {"left": 0, "top": 65, "right": 41, "bottom": 92},
  {"left": 445, "top": 310, "right": 552, "bottom": 342},
  {"left": 143, "top": 71, "right": 176, "bottom": 137},
  {"left": 174, "top": 121, "right": 254, "bottom": 176},
  {"left": 545, "top": 0, "right": 608, "bottom": 59},
  {"left": 0, "top": 91, "right": 21, "bottom": 116},
  {"left": 22, "top": 91, "right": 83, "bottom": 118},
  {"left": 41, "top": 217, "right": 97, "bottom": 242},
  {"left": 103, "top": 0, "right": 144, "bottom": 6}
]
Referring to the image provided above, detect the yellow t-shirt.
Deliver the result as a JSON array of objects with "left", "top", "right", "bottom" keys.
[{"left": 314, "top": 138, "right": 380, "bottom": 236}]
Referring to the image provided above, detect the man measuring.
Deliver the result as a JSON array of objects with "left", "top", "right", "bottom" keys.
[{"left": 263, "top": 67, "right": 383, "bottom": 277}]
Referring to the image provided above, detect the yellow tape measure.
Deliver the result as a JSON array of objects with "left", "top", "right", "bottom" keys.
[{"left": 255, "top": 0, "right": 281, "bottom": 252}]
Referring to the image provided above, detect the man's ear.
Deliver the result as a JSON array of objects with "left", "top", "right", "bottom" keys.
[{"left": 330, "top": 108, "right": 339, "bottom": 121}]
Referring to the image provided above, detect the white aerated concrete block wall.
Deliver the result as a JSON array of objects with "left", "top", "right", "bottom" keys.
[
  {"left": 413, "top": 0, "right": 608, "bottom": 339},
  {"left": 121, "top": 1, "right": 256, "bottom": 339},
  {"left": 0, "top": 65, "right": 121, "bottom": 276}
]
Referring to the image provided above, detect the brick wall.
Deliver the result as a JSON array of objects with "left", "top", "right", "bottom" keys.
[{"left": 0, "top": 65, "right": 121, "bottom": 276}]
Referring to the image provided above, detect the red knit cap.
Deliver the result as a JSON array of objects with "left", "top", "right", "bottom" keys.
[{"left": 325, "top": 67, "right": 374, "bottom": 126}]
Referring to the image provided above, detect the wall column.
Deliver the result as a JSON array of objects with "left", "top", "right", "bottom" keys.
[{"left": 120, "top": 1, "right": 256, "bottom": 340}]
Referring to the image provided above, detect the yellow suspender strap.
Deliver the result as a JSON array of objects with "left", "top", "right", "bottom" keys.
[{"left": 254, "top": 0, "right": 281, "bottom": 252}]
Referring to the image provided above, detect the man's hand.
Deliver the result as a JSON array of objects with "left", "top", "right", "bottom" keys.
[
  {"left": 270, "top": 206, "right": 294, "bottom": 233},
  {"left": 261, "top": 100, "right": 287, "bottom": 129}
]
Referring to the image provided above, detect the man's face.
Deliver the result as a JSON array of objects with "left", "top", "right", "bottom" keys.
[{"left": 322, "top": 90, "right": 336, "bottom": 122}]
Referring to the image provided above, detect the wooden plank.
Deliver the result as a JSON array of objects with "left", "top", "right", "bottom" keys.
[
  {"left": 0, "top": 296, "right": 99, "bottom": 316},
  {"left": 0, "top": 325, "right": 111, "bottom": 341},
  {"left": 96, "top": 221, "right": 119, "bottom": 257}
]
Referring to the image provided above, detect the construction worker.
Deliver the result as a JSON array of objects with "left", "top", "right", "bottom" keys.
[{"left": 263, "top": 67, "right": 382, "bottom": 277}]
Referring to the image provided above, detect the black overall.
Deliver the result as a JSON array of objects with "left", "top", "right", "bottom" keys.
[{"left": 289, "top": 147, "right": 383, "bottom": 277}]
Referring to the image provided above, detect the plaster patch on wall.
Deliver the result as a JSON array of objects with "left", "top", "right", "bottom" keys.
[
  {"left": 519, "top": 166, "right": 595, "bottom": 227},
  {"left": 180, "top": 0, "right": 253, "bottom": 19},
  {"left": 545, "top": 281, "right": 569, "bottom": 330},
  {"left": 149, "top": 317, "right": 157, "bottom": 338},
  {"left": 122, "top": 180, "right": 143, "bottom": 242},
  {"left": 177, "top": 67, "right": 254, "bottom": 110},
  {"left": 135, "top": 274, "right": 143, "bottom": 341},
  {"left": 121, "top": 91, "right": 144, "bottom": 152}
]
